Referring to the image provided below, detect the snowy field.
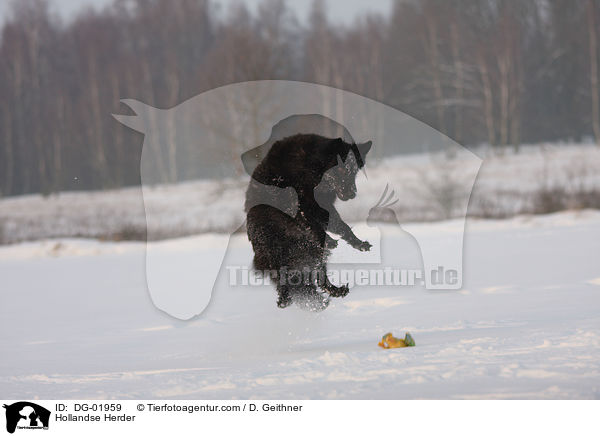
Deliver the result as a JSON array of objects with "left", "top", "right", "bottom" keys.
[
  {"left": 1, "top": 142, "right": 600, "bottom": 244},
  {"left": 1, "top": 210, "right": 599, "bottom": 399}
]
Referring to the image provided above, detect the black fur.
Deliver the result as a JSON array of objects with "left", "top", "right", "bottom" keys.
[{"left": 245, "top": 133, "right": 372, "bottom": 311}]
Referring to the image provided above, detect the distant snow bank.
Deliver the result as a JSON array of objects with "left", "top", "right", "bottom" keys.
[
  {"left": 2, "top": 208, "right": 599, "bottom": 260},
  {"left": 1, "top": 142, "right": 599, "bottom": 245}
]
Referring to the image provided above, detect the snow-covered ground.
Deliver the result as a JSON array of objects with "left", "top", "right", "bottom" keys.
[
  {"left": 1, "top": 142, "right": 600, "bottom": 244},
  {"left": 1, "top": 210, "right": 599, "bottom": 399}
]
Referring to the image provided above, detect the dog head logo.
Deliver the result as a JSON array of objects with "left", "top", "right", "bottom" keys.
[
  {"left": 3, "top": 402, "right": 50, "bottom": 434},
  {"left": 113, "top": 80, "right": 481, "bottom": 318}
]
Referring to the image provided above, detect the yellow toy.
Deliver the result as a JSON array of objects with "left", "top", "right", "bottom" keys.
[{"left": 378, "top": 332, "right": 415, "bottom": 348}]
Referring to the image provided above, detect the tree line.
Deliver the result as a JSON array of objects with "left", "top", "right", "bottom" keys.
[{"left": 0, "top": 0, "right": 599, "bottom": 197}]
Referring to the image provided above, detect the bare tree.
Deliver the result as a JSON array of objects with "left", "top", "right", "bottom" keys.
[
  {"left": 0, "top": 0, "right": 597, "bottom": 197},
  {"left": 588, "top": 0, "right": 600, "bottom": 145}
]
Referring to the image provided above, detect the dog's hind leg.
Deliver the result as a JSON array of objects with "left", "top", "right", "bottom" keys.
[
  {"left": 293, "top": 285, "right": 330, "bottom": 312},
  {"left": 323, "top": 281, "right": 349, "bottom": 298},
  {"left": 317, "top": 263, "right": 349, "bottom": 298},
  {"left": 276, "top": 283, "right": 293, "bottom": 308},
  {"left": 277, "top": 282, "right": 330, "bottom": 311},
  {"left": 277, "top": 269, "right": 330, "bottom": 311}
]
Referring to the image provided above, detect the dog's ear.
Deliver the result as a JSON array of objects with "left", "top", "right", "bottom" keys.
[
  {"left": 355, "top": 140, "right": 372, "bottom": 168},
  {"left": 357, "top": 141, "right": 372, "bottom": 159}
]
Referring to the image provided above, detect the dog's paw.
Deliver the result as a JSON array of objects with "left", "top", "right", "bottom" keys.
[
  {"left": 354, "top": 240, "right": 372, "bottom": 252},
  {"left": 277, "top": 293, "right": 293, "bottom": 308},
  {"left": 325, "top": 237, "right": 338, "bottom": 249},
  {"left": 327, "top": 284, "right": 349, "bottom": 298}
]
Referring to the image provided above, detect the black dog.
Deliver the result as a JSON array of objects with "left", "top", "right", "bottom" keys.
[{"left": 245, "top": 133, "right": 372, "bottom": 310}]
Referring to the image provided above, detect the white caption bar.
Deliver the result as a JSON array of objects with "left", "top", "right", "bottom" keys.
[{"left": 0, "top": 400, "right": 597, "bottom": 436}]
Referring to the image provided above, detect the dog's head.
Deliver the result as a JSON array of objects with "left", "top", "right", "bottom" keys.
[{"left": 317, "top": 138, "right": 372, "bottom": 201}]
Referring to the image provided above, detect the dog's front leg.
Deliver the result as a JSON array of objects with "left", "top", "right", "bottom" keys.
[{"left": 327, "top": 207, "right": 371, "bottom": 252}]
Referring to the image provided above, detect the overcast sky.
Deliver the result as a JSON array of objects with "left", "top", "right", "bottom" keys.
[{"left": 0, "top": 0, "right": 393, "bottom": 26}]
